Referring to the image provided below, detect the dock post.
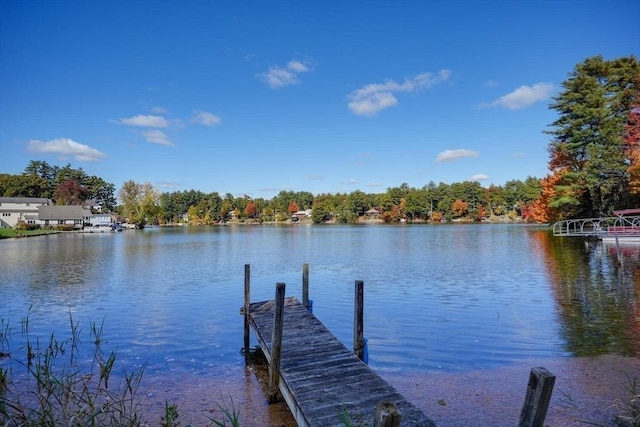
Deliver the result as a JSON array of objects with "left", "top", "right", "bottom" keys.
[
  {"left": 519, "top": 367, "right": 555, "bottom": 427},
  {"left": 353, "top": 280, "right": 365, "bottom": 362},
  {"left": 302, "top": 263, "right": 310, "bottom": 310},
  {"left": 374, "top": 401, "right": 402, "bottom": 427},
  {"left": 243, "top": 264, "right": 251, "bottom": 364},
  {"left": 269, "top": 282, "right": 286, "bottom": 404}
]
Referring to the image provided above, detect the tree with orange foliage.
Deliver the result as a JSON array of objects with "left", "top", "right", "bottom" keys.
[
  {"left": 452, "top": 199, "right": 468, "bottom": 218},
  {"left": 287, "top": 201, "right": 300, "bottom": 215},
  {"left": 476, "top": 205, "right": 486, "bottom": 221},
  {"left": 528, "top": 173, "right": 563, "bottom": 223}
]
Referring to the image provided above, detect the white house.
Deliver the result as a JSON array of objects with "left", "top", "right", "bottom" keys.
[
  {"left": 38, "top": 205, "right": 92, "bottom": 229},
  {"left": 0, "top": 197, "right": 52, "bottom": 228}
]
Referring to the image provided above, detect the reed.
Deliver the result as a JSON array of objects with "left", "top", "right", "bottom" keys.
[
  {"left": 0, "top": 314, "right": 243, "bottom": 426},
  {"left": 612, "top": 373, "right": 640, "bottom": 427}
]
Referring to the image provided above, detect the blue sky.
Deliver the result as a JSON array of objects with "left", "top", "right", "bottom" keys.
[{"left": 1, "top": 1, "right": 638, "bottom": 199}]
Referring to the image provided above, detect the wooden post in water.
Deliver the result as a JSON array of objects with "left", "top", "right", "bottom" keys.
[
  {"left": 269, "top": 282, "right": 286, "bottom": 404},
  {"left": 519, "top": 367, "right": 555, "bottom": 427},
  {"left": 302, "top": 263, "right": 309, "bottom": 310},
  {"left": 353, "top": 280, "right": 365, "bottom": 362},
  {"left": 374, "top": 401, "right": 402, "bottom": 427},
  {"left": 243, "top": 264, "right": 251, "bottom": 365}
]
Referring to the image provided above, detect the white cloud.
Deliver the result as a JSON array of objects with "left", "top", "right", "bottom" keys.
[
  {"left": 117, "top": 114, "right": 169, "bottom": 128},
  {"left": 470, "top": 174, "right": 489, "bottom": 181},
  {"left": 348, "top": 69, "right": 451, "bottom": 116},
  {"left": 191, "top": 111, "right": 221, "bottom": 126},
  {"left": 27, "top": 138, "right": 107, "bottom": 162},
  {"left": 156, "top": 181, "right": 181, "bottom": 190},
  {"left": 482, "top": 80, "right": 499, "bottom": 88},
  {"left": 151, "top": 106, "right": 168, "bottom": 114},
  {"left": 261, "top": 59, "right": 312, "bottom": 88},
  {"left": 482, "top": 82, "right": 554, "bottom": 110},
  {"left": 435, "top": 149, "right": 479, "bottom": 163},
  {"left": 142, "top": 130, "right": 174, "bottom": 146},
  {"left": 286, "top": 60, "right": 310, "bottom": 73}
]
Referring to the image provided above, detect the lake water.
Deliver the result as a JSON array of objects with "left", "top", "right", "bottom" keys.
[{"left": 1, "top": 224, "right": 638, "bottom": 379}]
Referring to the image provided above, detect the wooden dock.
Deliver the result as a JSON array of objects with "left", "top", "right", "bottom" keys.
[
  {"left": 245, "top": 278, "right": 436, "bottom": 426},
  {"left": 242, "top": 264, "right": 556, "bottom": 427}
]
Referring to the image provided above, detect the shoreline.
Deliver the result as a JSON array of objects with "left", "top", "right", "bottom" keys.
[{"left": 135, "top": 354, "right": 639, "bottom": 426}]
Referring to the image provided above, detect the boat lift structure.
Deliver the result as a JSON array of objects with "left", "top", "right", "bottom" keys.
[
  {"left": 553, "top": 209, "right": 640, "bottom": 264},
  {"left": 552, "top": 208, "right": 640, "bottom": 242}
]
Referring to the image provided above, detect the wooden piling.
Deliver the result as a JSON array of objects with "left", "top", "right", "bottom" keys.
[
  {"left": 268, "top": 282, "right": 286, "bottom": 404},
  {"left": 519, "top": 367, "right": 555, "bottom": 427},
  {"left": 353, "top": 280, "right": 365, "bottom": 362},
  {"left": 374, "top": 401, "right": 402, "bottom": 427},
  {"left": 302, "top": 263, "right": 309, "bottom": 310},
  {"left": 243, "top": 264, "right": 250, "bottom": 364}
]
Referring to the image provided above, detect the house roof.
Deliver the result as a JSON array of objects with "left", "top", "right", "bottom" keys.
[
  {"left": 38, "top": 205, "right": 91, "bottom": 220},
  {"left": 0, "top": 197, "right": 52, "bottom": 204}
]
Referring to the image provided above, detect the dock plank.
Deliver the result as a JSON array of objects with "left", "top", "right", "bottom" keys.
[{"left": 248, "top": 297, "right": 435, "bottom": 427}]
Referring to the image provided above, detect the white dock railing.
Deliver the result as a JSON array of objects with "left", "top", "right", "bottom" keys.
[{"left": 553, "top": 214, "right": 640, "bottom": 238}]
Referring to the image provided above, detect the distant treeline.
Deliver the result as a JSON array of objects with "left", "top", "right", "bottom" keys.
[{"left": 0, "top": 160, "right": 542, "bottom": 225}]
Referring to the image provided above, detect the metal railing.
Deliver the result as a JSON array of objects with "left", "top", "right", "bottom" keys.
[{"left": 553, "top": 215, "right": 640, "bottom": 238}]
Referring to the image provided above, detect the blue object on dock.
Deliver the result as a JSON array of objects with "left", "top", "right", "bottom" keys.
[{"left": 308, "top": 299, "right": 313, "bottom": 313}]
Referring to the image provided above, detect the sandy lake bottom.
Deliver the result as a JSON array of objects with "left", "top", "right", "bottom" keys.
[{"left": 136, "top": 354, "right": 639, "bottom": 427}]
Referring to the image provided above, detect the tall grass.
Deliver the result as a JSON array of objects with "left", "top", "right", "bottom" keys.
[
  {"left": 0, "top": 313, "right": 240, "bottom": 426},
  {"left": 0, "top": 312, "right": 145, "bottom": 426},
  {"left": 613, "top": 373, "right": 640, "bottom": 427}
]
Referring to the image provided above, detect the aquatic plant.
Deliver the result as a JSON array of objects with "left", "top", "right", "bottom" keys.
[{"left": 0, "top": 313, "right": 244, "bottom": 426}]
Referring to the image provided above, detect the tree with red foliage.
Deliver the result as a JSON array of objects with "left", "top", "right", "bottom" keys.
[
  {"left": 54, "top": 179, "right": 88, "bottom": 205},
  {"left": 624, "top": 94, "right": 640, "bottom": 206},
  {"left": 244, "top": 201, "right": 257, "bottom": 218},
  {"left": 287, "top": 201, "right": 299, "bottom": 215}
]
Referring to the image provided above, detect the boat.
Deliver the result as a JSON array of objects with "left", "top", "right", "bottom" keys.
[{"left": 82, "top": 223, "right": 120, "bottom": 233}]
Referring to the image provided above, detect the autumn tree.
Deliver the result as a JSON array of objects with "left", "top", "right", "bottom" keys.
[
  {"left": 624, "top": 92, "right": 640, "bottom": 206},
  {"left": 54, "top": 179, "right": 89, "bottom": 205},
  {"left": 287, "top": 201, "right": 300, "bottom": 215},
  {"left": 452, "top": 199, "right": 468, "bottom": 218},
  {"left": 244, "top": 201, "right": 258, "bottom": 218},
  {"left": 529, "top": 173, "right": 563, "bottom": 223},
  {"left": 544, "top": 55, "right": 640, "bottom": 219}
]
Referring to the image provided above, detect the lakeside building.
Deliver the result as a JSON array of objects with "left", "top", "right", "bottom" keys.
[{"left": 0, "top": 197, "right": 52, "bottom": 228}]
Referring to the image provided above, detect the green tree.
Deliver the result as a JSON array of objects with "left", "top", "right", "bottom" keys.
[
  {"left": 348, "top": 190, "right": 370, "bottom": 217},
  {"left": 311, "top": 198, "right": 332, "bottom": 223},
  {"left": 0, "top": 173, "right": 49, "bottom": 197},
  {"left": 23, "top": 160, "right": 58, "bottom": 198},
  {"left": 119, "top": 180, "right": 153, "bottom": 225},
  {"left": 84, "top": 175, "right": 116, "bottom": 211},
  {"left": 545, "top": 55, "right": 640, "bottom": 218}
]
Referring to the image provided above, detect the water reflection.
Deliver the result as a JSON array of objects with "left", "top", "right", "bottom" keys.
[
  {"left": 532, "top": 230, "right": 640, "bottom": 356},
  {"left": 1, "top": 225, "right": 639, "bottom": 375}
]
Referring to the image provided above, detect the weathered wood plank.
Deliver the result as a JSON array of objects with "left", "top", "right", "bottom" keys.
[{"left": 248, "top": 297, "right": 435, "bottom": 427}]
